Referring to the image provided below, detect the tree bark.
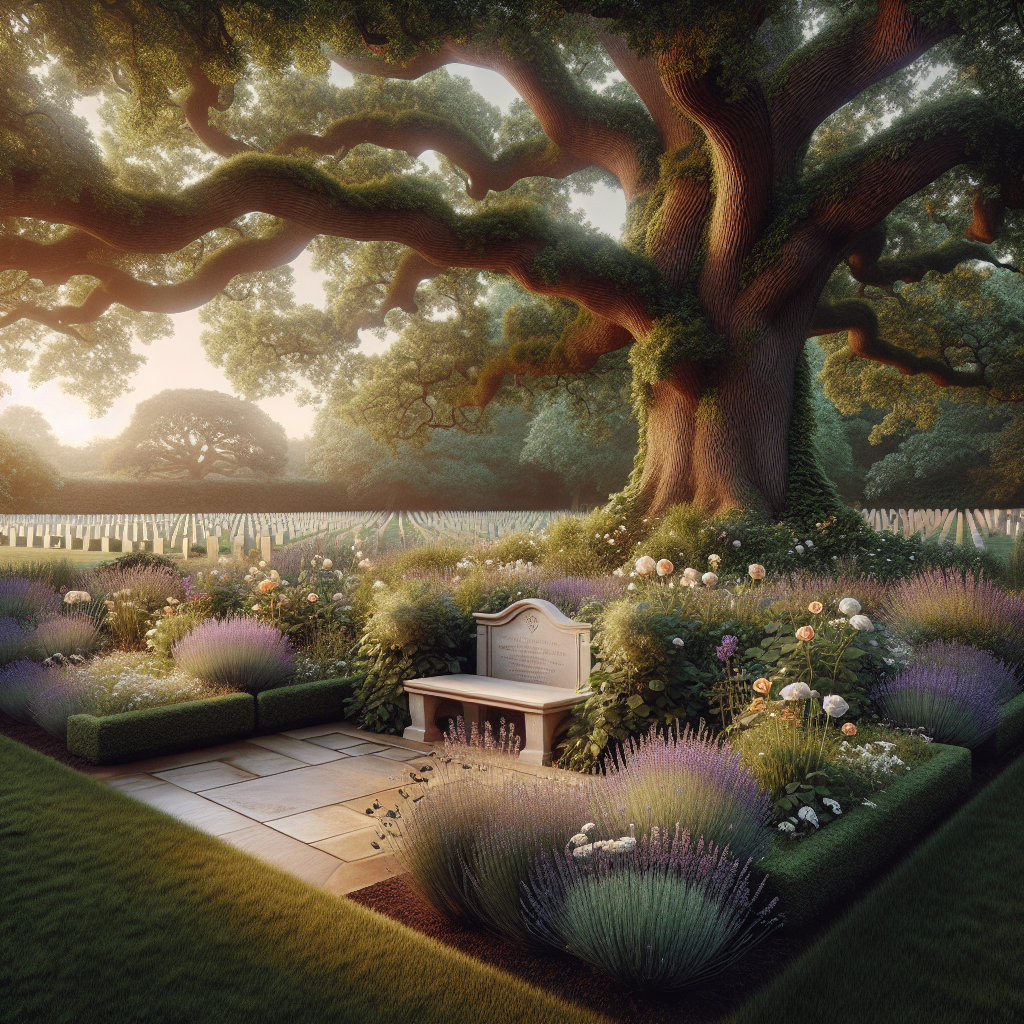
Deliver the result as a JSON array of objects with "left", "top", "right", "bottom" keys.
[{"left": 635, "top": 328, "right": 801, "bottom": 518}]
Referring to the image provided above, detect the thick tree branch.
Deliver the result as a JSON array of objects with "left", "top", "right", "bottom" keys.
[
  {"left": 809, "top": 298, "right": 987, "bottom": 387},
  {"left": 382, "top": 251, "right": 444, "bottom": 315},
  {"left": 658, "top": 64, "right": 773, "bottom": 319},
  {"left": 331, "top": 40, "right": 658, "bottom": 197},
  {"left": 0, "top": 156, "right": 656, "bottom": 336},
  {"left": 180, "top": 65, "right": 254, "bottom": 157},
  {"left": 769, "top": 0, "right": 954, "bottom": 177},
  {"left": 273, "top": 114, "right": 591, "bottom": 201},
  {"left": 0, "top": 222, "right": 314, "bottom": 329}
]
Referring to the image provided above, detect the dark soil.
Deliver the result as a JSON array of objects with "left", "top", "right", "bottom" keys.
[{"left": 3, "top": 710, "right": 1019, "bottom": 1024}]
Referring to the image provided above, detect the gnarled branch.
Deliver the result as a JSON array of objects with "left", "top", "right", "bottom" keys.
[
  {"left": 180, "top": 65, "right": 253, "bottom": 157},
  {"left": 809, "top": 298, "right": 986, "bottom": 387}
]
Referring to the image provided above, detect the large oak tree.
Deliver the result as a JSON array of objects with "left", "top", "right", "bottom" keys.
[{"left": 0, "top": 1, "right": 1020, "bottom": 517}]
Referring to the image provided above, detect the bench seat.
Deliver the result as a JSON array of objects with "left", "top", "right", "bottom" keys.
[{"left": 403, "top": 673, "right": 589, "bottom": 765}]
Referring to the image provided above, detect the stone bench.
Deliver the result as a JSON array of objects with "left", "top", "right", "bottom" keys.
[{"left": 403, "top": 598, "right": 592, "bottom": 766}]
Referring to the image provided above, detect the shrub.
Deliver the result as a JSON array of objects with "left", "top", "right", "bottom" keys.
[
  {"left": 490, "top": 531, "right": 546, "bottom": 566},
  {"left": 345, "top": 581, "right": 473, "bottom": 734},
  {"left": 884, "top": 569, "right": 1024, "bottom": 667},
  {"left": 911, "top": 641, "right": 1021, "bottom": 703},
  {"left": 31, "top": 613, "right": 102, "bottom": 660},
  {"left": 0, "top": 659, "right": 51, "bottom": 723},
  {"left": 0, "top": 579, "right": 61, "bottom": 623},
  {"left": 389, "top": 746, "right": 592, "bottom": 946},
  {"left": 105, "top": 550, "right": 182, "bottom": 575},
  {"left": 1010, "top": 530, "right": 1024, "bottom": 593},
  {"left": 451, "top": 564, "right": 542, "bottom": 616},
  {"left": 871, "top": 664, "right": 1001, "bottom": 748},
  {"left": 523, "top": 826, "right": 780, "bottom": 991},
  {"left": 255, "top": 676, "right": 357, "bottom": 733},
  {"left": 172, "top": 616, "right": 294, "bottom": 694},
  {"left": 0, "top": 558, "right": 82, "bottom": 593},
  {"left": 27, "top": 673, "right": 91, "bottom": 741},
  {"left": 601, "top": 723, "right": 773, "bottom": 863},
  {"left": 0, "top": 617, "right": 30, "bottom": 666},
  {"left": 88, "top": 565, "right": 189, "bottom": 650},
  {"left": 146, "top": 606, "right": 207, "bottom": 658}
]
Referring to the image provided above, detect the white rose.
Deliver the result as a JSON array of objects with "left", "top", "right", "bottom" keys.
[
  {"left": 701, "top": 572, "right": 718, "bottom": 587},
  {"left": 779, "top": 682, "right": 812, "bottom": 700},
  {"left": 822, "top": 694, "right": 850, "bottom": 717},
  {"left": 635, "top": 555, "right": 656, "bottom": 576},
  {"left": 838, "top": 597, "right": 862, "bottom": 616},
  {"left": 849, "top": 615, "right": 874, "bottom": 632}
]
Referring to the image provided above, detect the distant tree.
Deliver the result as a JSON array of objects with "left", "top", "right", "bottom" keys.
[
  {"left": 520, "top": 392, "right": 637, "bottom": 509},
  {"left": 0, "top": 429, "right": 62, "bottom": 511},
  {"left": 104, "top": 390, "right": 287, "bottom": 480},
  {"left": 0, "top": 405, "right": 61, "bottom": 457},
  {"left": 306, "top": 407, "right": 564, "bottom": 507}
]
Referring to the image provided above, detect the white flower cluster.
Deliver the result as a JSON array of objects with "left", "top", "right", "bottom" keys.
[
  {"left": 837, "top": 739, "right": 907, "bottom": 776},
  {"left": 568, "top": 822, "right": 636, "bottom": 859}
]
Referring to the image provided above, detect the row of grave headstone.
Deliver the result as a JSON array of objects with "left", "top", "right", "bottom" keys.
[{"left": 860, "top": 508, "right": 1024, "bottom": 551}]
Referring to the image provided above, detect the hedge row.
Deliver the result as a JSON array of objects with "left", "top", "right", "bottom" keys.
[
  {"left": 66, "top": 676, "right": 355, "bottom": 765},
  {"left": 34, "top": 479, "right": 569, "bottom": 513},
  {"left": 758, "top": 743, "right": 972, "bottom": 928},
  {"left": 994, "top": 691, "right": 1024, "bottom": 758}
]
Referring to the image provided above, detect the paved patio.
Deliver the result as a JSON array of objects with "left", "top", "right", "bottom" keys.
[{"left": 83, "top": 723, "right": 437, "bottom": 895}]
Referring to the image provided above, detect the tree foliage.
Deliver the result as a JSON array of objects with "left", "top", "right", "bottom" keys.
[
  {"left": 0, "top": 429, "right": 62, "bottom": 511},
  {"left": 1, "top": 1, "right": 1021, "bottom": 515},
  {"left": 103, "top": 389, "right": 287, "bottom": 480}
]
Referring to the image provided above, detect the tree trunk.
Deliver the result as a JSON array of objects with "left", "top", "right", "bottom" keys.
[{"left": 634, "top": 330, "right": 802, "bottom": 518}]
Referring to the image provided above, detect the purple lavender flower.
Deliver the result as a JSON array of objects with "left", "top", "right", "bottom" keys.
[
  {"left": 172, "top": 615, "right": 294, "bottom": 693},
  {"left": 539, "top": 576, "right": 627, "bottom": 615},
  {"left": 0, "top": 659, "right": 54, "bottom": 723},
  {"left": 913, "top": 641, "right": 1021, "bottom": 704},
  {"left": 0, "top": 617, "right": 30, "bottom": 666},
  {"left": 715, "top": 635, "right": 740, "bottom": 662},
  {"left": 32, "top": 613, "right": 101, "bottom": 660},
  {"left": 0, "top": 579, "right": 61, "bottom": 624},
  {"left": 604, "top": 722, "right": 773, "bottom": 863},
  {"left": 871, "top": 663, "right": 1001, "bottom": 748}
]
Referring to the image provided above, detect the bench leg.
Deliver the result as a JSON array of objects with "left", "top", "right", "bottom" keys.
[
  {"left": 520, "top": 711, "right": 564, "bottom": 767},
  {"left": 404, "top": 693, "right": 445, "bottom": 743},
  {"left": 459, "top": 701, "right": 485, "bottom": 738}
]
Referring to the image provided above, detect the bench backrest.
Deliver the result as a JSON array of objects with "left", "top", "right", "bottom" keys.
[{"left": 473, "top": 599, "right": 591, "bottom": 691}]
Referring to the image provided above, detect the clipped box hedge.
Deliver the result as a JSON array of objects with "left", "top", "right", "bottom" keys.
[
  {"left": 758, "top": 742, "right": 972, "bottom": 928},
  {"left": 67, "top": 693, "right": 255, "bottom": 766},
  {"left": 255, "top": 676, "right": 357, "bottom": 733},
  {"left": 994, "top": 691, "right": 1024, "bottom": 757}
]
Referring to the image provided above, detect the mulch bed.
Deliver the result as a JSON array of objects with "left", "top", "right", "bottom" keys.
[{"left": 3, "top": 711, "right": 1020, "bottom": 1024}]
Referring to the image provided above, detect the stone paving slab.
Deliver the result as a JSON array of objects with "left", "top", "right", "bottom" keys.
[
  {"left": 215, "top": 747, "right": 308, "bottom": 776},
  {"left": 106, "top": 773, "right": 167, "bottom": 795},
  {"left": 331, "top": 741, "right": 389, "bottom": 756},
  {"left": 83, "top": 741, "right": 271, "bottom": 779},
  {"left": 219, "top": 824, "right": 343, "bottom": 886},
  {"left": 303, "top": 733, "right": 374, "bottom": 751},
  {"left": 201, "top": 759, "right": 401, "bottom": 821},
  {"left": 266, "top": 803, "right": 376, "bottom": 843},
  {"left": 322, "top": 856, "right": 398, "bottom": 897},
  {"left": 153, "top": 761, "right": 258, "bottom": 792},
  {"left": 311, "top": 826, "right": 381, "bottom": 862},
  {"left": 113, "top": 780, "right": 258, "bottom": 836},
  {"left": 245, "top": 734, "right": 349, "bottom": 764}
]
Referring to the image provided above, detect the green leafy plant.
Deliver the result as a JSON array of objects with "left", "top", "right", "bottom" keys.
[{"left": 345, "top": 581, "right": 474, "bottom": 734}]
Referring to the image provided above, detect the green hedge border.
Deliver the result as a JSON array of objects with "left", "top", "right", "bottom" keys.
[
  {"left": 64, "top": 677, "right": 364, "bottom": 765},
  {"left": 255, "top": 676, "right": 356, "bottom": 733},
  {"left": 758, "top": 742, "right": 972, "bottom": 928},
  {"left": 67, "top": 693, "right": 255, "bottom": 766},
  {"left": 995, "top": 691, "right": 1024, "bottom": 758}
]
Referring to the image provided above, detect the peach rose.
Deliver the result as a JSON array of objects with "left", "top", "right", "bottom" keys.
[
  {"left": 842, "top": 722, "right": 857, "bottom": 736},
  {"left": 635, "top": 555, "right": 656, "bottom": 576},
  {"left": 753, "top": 677, "right": 772, "bottom": 695},
  {"left": 656, "top": 558, "right": 674, "bottom": 576},
  {"left": 747, "top": 564, "right": 766, "bottom": 580},
  {"left": 808, "top": 601, "right": 823, "bottom": 614},
  {"left": 795, "top": 625, "right": 815, "bottom": 642}
]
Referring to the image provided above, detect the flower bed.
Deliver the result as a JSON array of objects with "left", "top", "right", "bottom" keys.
[{"left": 755, "top": 742, "right": 972, "bottom": 927}]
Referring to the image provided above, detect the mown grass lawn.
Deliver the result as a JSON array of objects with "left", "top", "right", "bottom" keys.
[
  {"left": 729, "top": 755, "right": 1024, "bottom": 1024},
  {"left": 0, "top": 736, "right": 605, "bottom": 1024}
]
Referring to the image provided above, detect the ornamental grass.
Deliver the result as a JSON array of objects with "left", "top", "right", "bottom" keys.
[
  {"left": 600, "top": 722, "right": 773, "bottom": 863},
  {"left": 0, "top": 616, "right": 30, "bottom": 666},
  {"left": 31, "top": 612, "right": 102, "bottom": 660},
  {"left": 0, "top": 578, "right": 61, "bottom": 623},
  {"left": 871, "top": 664, "right": 1001, "bottom": 748},
  {"left": 883, "top": 569, "right": 1024, "bottom": 668},
  {"left": 172, "top": 616, "right": 294, "bottom": 694},
  {"left": 522, "top": 825, "right": 780, "bottom": 991}
]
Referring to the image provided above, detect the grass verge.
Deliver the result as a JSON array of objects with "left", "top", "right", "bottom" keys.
[
  {"left": 728, "top": 755, "right": 1024, "bottom": 1024},
  {"left": 0, "top": 736, "right": 605, "bottom": 1024}
]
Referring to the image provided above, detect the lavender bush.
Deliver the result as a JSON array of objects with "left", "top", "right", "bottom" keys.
[
  {"left": 0, "top": 579, "right": 60, "bottom": 623},
  {"left": 27, "top": 671, "right": 93, "bottom": 741},
  {"left": 31, "top": 613, "right": 102, "bottom": 661},
  {"left": 885, "top": 569, "right": 1024, "bottom": 668},
  {"left": 539, "top": 575, "right": 627, "bottom": 616},
  {"left": 172, "top": 615, "right": 294, "bottom": 693},
  {"left": 0, "top": 617, "right": 30, "bottom": 666},
  {"left": 601, "top": 722, "right": 773, "bottom": 863},
  {"left": 523, "top": 825, "right": 780, "bottom": 991},
  {"left": 0, "top": 659, "right": 51, "bottom": 723},
  {"left": 912, "top": 641, "right": 1021, "bottom": 703},
  {"left": 871, "top": 664, "right": 1001, "bottom": 748}
]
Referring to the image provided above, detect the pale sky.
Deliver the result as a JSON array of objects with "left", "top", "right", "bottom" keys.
[{"left": 3, "top": 64, "right": 627, "bottom": 446}]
